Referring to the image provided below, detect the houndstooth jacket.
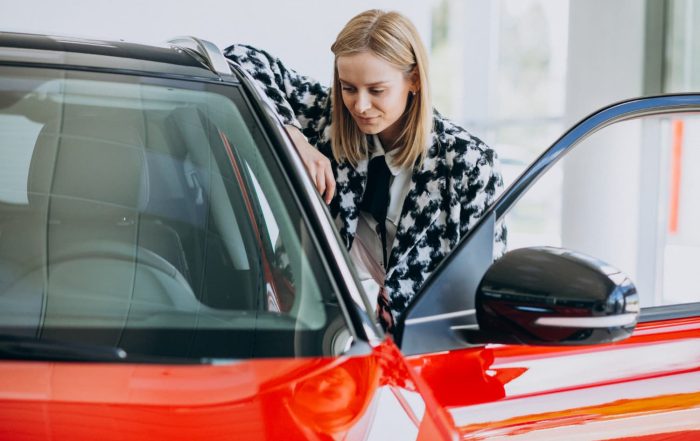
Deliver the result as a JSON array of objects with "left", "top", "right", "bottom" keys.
[{"left": 224, "top": 44, "right": 507, "bottom": 329}]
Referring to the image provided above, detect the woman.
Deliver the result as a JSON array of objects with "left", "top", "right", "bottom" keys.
[{"left": 224, "top": 9, "right": 506, "bottom": 333}]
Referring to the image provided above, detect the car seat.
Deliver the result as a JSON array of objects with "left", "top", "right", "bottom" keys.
[{"left": 0, "top": 109, "right": 200, "bottom": 339}]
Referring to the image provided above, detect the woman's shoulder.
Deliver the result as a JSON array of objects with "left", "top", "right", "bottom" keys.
[{"left": 432, "top": 110, "right": 492, "bottom": 159}]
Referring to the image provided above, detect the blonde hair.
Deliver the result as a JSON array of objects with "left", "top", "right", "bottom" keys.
[{"left": 330, "top": 9, "right": 432, "bottom": 169}]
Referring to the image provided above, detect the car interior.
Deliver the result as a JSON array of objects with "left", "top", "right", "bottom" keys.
[{"left": 0, "top": 68, "right": 344, "bottom": 359}]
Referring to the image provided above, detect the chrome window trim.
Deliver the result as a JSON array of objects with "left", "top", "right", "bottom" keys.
[
  {"left": 405, "top": 309, "right": 476, "bottom": 326},
  {"left": 535, "top": 314, "right": 638, "bottom": 328}
]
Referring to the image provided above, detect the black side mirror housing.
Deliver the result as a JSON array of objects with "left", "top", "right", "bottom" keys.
[{"left": 462, "top": 247, "right": 639, "bottom": 345}]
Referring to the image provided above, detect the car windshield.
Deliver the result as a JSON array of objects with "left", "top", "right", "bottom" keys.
[{"left": 0, "top": 66, "right": 348, "bottom": 362}]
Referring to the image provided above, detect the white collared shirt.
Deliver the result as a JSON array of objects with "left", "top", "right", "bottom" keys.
[{"left": 349, "top": 135, "right": 413, "bottom": 310}]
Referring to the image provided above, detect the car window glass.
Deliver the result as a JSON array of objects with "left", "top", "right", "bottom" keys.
[
  {"left": 501, "top": 112, "right": 700, "bottom": 309},
  {"left": 0, "top": 115, "right": 40, "bottom": 204},
  {"left": 0, "top": 66, "right": 349, "bottom": 361}
]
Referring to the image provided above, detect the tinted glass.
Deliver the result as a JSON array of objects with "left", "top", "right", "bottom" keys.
[{"left": 0, "top": 66, "right": 349, "bottom": 361}]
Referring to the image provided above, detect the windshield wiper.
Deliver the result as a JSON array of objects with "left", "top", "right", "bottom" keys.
[{"left": 0, "top": 334, "right": 127, "bottom": 362}]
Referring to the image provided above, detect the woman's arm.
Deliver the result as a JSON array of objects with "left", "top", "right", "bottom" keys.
[
  {"left": 224, "top": 44, "right": 335, "bottom": 203},
  {"left": 459, "top": 138, "right": 508, "bottom": 257},
  {"left": 223, "top": 44, "right": 330, "bottom": 137},
  {"left": 284, "top": 125, "right": 335, "bottom": 204}
]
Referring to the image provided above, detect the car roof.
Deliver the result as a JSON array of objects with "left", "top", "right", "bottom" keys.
[{"left": 0, "top": 31, "right": 235, "bottom": 82}]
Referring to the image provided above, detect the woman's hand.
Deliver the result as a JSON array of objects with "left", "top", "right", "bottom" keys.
[{"left": 285, "top": 125, "right": 336, "bottom": 204}]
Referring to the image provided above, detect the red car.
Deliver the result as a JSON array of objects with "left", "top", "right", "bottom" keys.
[{"left": 0, "top": 33, "right": 698, "bottom": 440}]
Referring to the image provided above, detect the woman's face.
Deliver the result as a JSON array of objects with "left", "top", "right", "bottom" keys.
[{"left": 336, "top": 51, "right": 416, "bottom": 147}]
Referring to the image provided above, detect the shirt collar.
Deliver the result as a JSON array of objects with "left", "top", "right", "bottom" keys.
[{"left": 370, "top": 135, "right": 406, "bottom": 176}]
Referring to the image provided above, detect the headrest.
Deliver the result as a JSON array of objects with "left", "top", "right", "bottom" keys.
[{"left": 28, "top": 112, "right": 150, "bottom": 218}]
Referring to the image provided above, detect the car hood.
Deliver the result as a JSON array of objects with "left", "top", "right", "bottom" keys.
[{"left": 0, "top": 354, "right": 382, "bottom": 440}]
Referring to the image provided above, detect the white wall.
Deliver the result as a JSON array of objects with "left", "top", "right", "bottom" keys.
[
  {"left": 562, "top": 0, "right": 651, "bottom": 300},
  {"left": 0, "top": 0, "right": 434, "bottom": 85}
]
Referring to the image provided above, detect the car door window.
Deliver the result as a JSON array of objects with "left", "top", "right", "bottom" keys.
[
  {"left": 502, "top": 111, "right": 700, "bottom": 309},
  {"left": 0, "top": 66, "right": 350, "bottom": 361}
]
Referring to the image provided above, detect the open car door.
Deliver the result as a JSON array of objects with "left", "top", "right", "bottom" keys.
[{"left": 399, "top": 94, "right": 700, "bottom": 440}]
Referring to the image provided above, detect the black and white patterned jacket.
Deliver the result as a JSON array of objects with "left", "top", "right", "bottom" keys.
[{"left": 224, "top": 44, "right": 506, "bottom": 327}]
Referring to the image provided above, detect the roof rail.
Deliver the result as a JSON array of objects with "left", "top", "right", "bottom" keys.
[{"left": 167, "top": 36, "right": 231, "bottom": 77}]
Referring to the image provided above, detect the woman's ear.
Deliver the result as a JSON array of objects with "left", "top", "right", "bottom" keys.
[{"left": 409, "top": 68, "right": 420, "bottom": 94}]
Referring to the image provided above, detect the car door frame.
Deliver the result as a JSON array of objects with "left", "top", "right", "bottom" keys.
[
  {"left": 229, "top": 61, "right": 385, "bottom": 350},
  {"left": 398, "top": 93, "right": 700, "bottom": 356}
]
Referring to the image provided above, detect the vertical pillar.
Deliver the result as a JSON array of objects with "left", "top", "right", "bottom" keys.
[{"left": 562, "top": 0, "right": 663, "bottom": 304}]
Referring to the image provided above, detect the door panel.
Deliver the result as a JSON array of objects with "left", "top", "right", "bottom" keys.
[
  {"left": 408, "top": 316, "right": 700, "bottom": 439},
  {"left": 406, "top": 95, "right": 700, "bottom": 439}
]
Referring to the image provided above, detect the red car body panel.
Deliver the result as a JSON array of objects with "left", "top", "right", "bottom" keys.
[
  {"left": 408, "top": 316, "right": 700, "bottom": 440},
  {"left": 0, "top": 340, "right": 455, "bottom": 440},
  {"left": 2, "top": 317, "right": 697, "bottom": 440}
]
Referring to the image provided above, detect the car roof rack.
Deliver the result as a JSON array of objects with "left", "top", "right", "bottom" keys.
[{"left": 167, "top": 36, "right": 231, "bottom": 77}]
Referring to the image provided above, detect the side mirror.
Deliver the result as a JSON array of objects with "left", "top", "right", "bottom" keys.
[{"left": 462, "top": 247, "right": 639, "bottom": 345}]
